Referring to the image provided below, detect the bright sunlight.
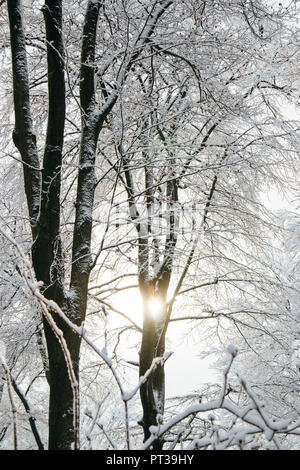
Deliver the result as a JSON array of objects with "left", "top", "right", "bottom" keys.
[{"left": 147, "top": 298, "right": 163, "bottom": 317}]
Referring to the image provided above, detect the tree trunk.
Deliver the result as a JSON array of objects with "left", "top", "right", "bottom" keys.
[
  {"left": 139, "top": 286, "right": 168, "bottom": 450},
  {"left": 44, "top": 310, "right": 81, "bottom": 450},
  {"left": 7, "top": 0, "right": 81, "bottom": 449}
]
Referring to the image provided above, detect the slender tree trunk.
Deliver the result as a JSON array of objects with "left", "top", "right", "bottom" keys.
[
  {"left": 139, "top": 290, "right": 167, "bottom": 450},
  {"left": 121, "top": 132, "right": 177, "bottom": 448}
]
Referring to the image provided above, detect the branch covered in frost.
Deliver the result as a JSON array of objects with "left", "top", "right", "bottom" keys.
[
  {"left": 122, "top": 352, "right": 173, "bottom": 403},
  {"left": 140, "top": 346, "right": 300, "bottom": 450},
  {"left": 10, "top": 372, "right": 44, "bottom": 450},
  {"left": 0, "top": 343, "right": 18, "bottom": 450}
]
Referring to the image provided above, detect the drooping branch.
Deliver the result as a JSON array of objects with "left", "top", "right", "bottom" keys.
[{"left": 10, "top": 375, "right": 44, "bottom": 450}]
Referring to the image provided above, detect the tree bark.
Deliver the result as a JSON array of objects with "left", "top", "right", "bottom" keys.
[
  {"left": 7, "top": 0, "right": 80, "bottom": 449},
  {"left": 139, "top": 291, "right": 168, "bottom": 450},
  {"left": 7, "top": 0, "right": 41, "bottom": 236},
  {"left": 7, "top": 0, "right": 174, "bottom": 449}
]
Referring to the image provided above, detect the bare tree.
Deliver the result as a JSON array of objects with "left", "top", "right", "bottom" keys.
[
  {"left": 6, "top": 0, "right": 175, "bottom": 449},
  {"left": 1, "top": 0, "right": 299, "bottom": 451},
  {"left": 90, "top": 0, "right": 300, "bottom": 448}
]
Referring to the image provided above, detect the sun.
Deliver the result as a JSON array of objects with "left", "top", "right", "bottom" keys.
[{"left": 147, "top": 298, "right": 163, "bottom": 317}]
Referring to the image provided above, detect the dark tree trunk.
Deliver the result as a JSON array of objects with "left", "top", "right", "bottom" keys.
[
  {"left": 7, "top": 0, "right": 81, "bottom": 450},
  {"left": 138, "top": 162, "right": 178, "bottom": 448},
  {"left": 7, "top": 0, "right": 174, "bottom": 449},
  {"left": 139, "top": 292, "right": 167, "bottom": 450},
  {"left": 45, "top": 312, "right": 81, "bottom": 450},
  {"left": 7, "top": 0, "right": 41, "bottom": 235}
]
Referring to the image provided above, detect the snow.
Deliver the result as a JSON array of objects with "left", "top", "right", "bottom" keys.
[
  {"left": 227, "top": 344, "right": 238, "bottom": 357},
  {"left": 0, "top": 341, "right": 6, "bottom": 363}
]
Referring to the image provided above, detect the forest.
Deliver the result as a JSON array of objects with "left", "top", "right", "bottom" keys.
[{"left": 0, "top": 0, "right": 299, "bottom": 451}]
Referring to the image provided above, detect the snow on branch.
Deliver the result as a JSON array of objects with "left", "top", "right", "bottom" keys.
[
  {"left": 140, "top": 346, "right": 300, "bottom": 450},
  {"left": 1, "top": 226, "right": 299, "bottom": 450}
]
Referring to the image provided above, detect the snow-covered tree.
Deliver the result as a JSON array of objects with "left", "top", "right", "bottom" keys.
[{"left": 0, "top": 0, "right": 299, "bottom": 450}]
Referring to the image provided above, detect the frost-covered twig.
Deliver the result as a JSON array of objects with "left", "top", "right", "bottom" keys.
[
  {"left": 140, "top": 346, "right": 299, "bottom": 450},
  {"left": 122, "top": 352, "right": 173, "bottom": 403},
  {"left": 10, "top": 374, "right": 44, "bottom": 450},
  {"left": 219, "top": 345, "right": 238, "bottom": 407},
  {"left": 85, "top": 393, "right": 110, "bottom": 450},
  {"left": 0, "top": 343, "right": 17, "bottom": 450},
  {"left": 238, "top": 375, "right": 290, "bottom": 442},
  {"left": 84, "top": 408, "right": 118, "bottom": 450}
]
